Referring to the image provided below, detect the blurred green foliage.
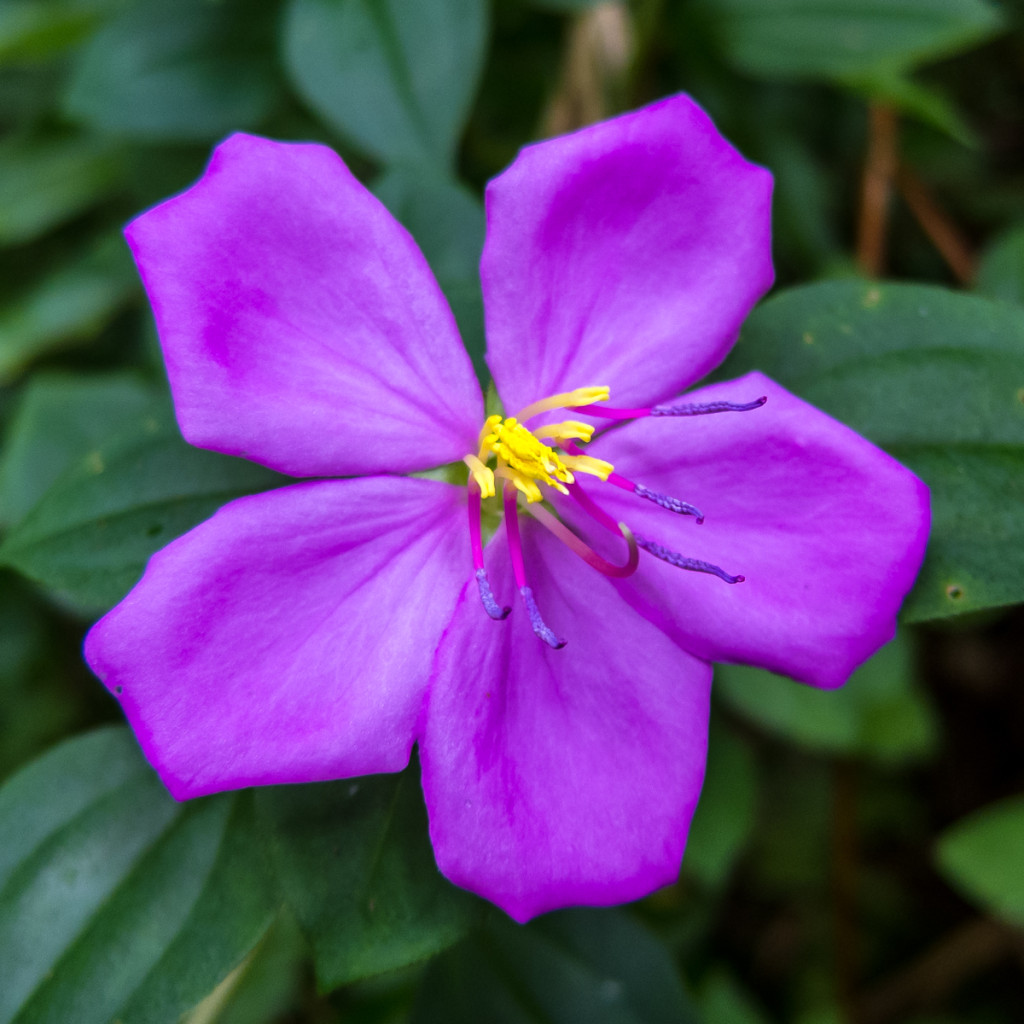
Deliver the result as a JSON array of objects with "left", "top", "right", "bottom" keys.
[{"left": 1, "top": 0, "right": 1023, "bottom": 1021}]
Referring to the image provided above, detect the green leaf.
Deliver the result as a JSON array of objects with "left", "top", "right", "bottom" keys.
[
  {"left": 0, "top": 575, "right": 83, "bottom": 779},
  {"left": 682, "top": 717, "right": 758, "bottom": 886},
  {"left": 283, "top": 0, "right": 488, "bottom": 169},
  {"left": 715, "top": 633, "right": 938, "bottom": 763},
  {"left": 0, "top": 411, "right": 286, "bottom": 609},
  {"left": 975, "top": 223, "right": 1024, "bottom": 307},
  {"left": 0, "top": 727, "right": 277, "bottom": 1024},
  {"left": 0, "top": 135, "right": 122, "bottom": 246},
  {"left": 0, "top": 237, "right": 138, "bottom": 384},
  {"left": 0, "top": 371, "right": 155, "bottom": 527},
  {"left": 698, "top": 0, "right": 1003, "bottom": 82},
  {"left": 697, "top": 971, "right": 770, "bottom": 1024},
  {"left": 180, "top": 913, "right": 306, "bottom": 1024},
  {"left": 529, "top": 0, "right": 603, "bottom": 10},
  {"left": 717, "top": 280, "right": 1024, "bottom": 620},
  {"left": 935, "top": 796, "right": 1024, "bottom": 928},
  {"left": 846, "top": 72, "right": 974, "bottom": 143},
  {"left": 109, "top": 796, "right": 277, "bottom": 1024},
  {"left": 373, "top": 167, "right": 486, "bottom": 378},
  {"left": 414, "top": 908, "right": 701, "bottom": 1024},
  {"left": 255, "top": 762, "right": 480, "bottom": 991},
  {"left": 0, "top": 0, "right": 117, "bottom": 64},
  {"left": 63, "top": 0, "right": 279, "bottom": 141}
]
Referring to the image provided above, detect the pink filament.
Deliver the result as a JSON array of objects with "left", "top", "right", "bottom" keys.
[
  {"left": 524, "top": 502, "right": 638, "bottom": 578},
  {"left": 568, "top": 480, "right": 621, "bottom": 534},
  {"left": 503, "top": 483, "right": 528, "bottom": 589},
  {"left": 569, "top": 404, "right": 650, "bottom": 420},
  {"left": 467, "top": 479, "right": 486, "bottom": 571},
  {"left": 562, "top": 440, "right": 637, "bottom": 495}
]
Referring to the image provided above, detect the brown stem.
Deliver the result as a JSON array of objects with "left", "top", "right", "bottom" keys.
[
  {"left": 896, "top": 165, "right": 976, "bottom": 284},
  {"left": 858, "top": 917, "right": 1024, "bottom": 1024},
  {"left": 541, "top": 2, "right": 632, "bottom": 137},
  {"left": 856, "top": 104, "right": 899, "bottom": 277}
]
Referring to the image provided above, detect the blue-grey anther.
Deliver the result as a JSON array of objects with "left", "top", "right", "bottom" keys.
[
  {"left": 634, "top": 483, "right": 704, "bottom": 523},
  {"left": 519, "top": 586, "right": 566, "bottom": 649},
  {"left": 634, "top": 534, "right": 744, "bottom": 584},
  {"left": 475, "top": 568, "right": 510, "bottom": 620},
  {"left": 650, "top": 395, "right": 767, "bottom": 417}
]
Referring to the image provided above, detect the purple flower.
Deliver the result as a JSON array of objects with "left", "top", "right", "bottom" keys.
[{"left": 85, "top": 95, "right": 929, "bottom": 922}]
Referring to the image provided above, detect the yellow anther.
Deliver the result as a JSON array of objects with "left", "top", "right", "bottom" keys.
[
  {"left": 463, "top": 454, "right": 495, "bottom": 498},
  {"left": 515, "top": 386, "right": 610, "bottom": 423},
  {"left": 464, "top": 387, "right": 615, "bottom": 505},
  {"left": 531, "top": 420, "right": 595, "bottom": 444},
  {"left": 561, "top": 454, "right": 614, "bottom": 481},
  {"left": 495, "top": 466, "right": 548, "bottom": 503},
  {"left": 477, "top": 414, "right": 503, "bottom": 455},
  {"left": 484, "top": 418, "right": 574, "bottom": 497}
]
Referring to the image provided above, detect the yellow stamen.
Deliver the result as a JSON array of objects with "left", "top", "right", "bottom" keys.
[
  {"left": 531, "top": 420, "right": 595, "bottom": 444},
  {"left": 495, "top": 465, "right": 548, "bottom": 503},
  {"left": 463, "top": 454, "right": 495, "bottom": 499},
  {"left": 465, "top": 387, "right": 615, "bottom": 505},
  {"left": 480, "top": 417, "right": 575, "bottom": 499},
  {"left": 561, "top": 453, "right": 614, "bottom": 481},
  {"left": 515, "top": 386, "right": 610, "bottom": 423}
]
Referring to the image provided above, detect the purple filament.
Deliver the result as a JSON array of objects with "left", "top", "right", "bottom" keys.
[
  {"left": 635, "top": 534, "right": 744, "bottom": 584},
  {"left": 634, "top": 484, "right": 704, "bottom": 523},
  {"left": 475, "top": 568, "right": 510, "bottom": 620},
  {"left": 649, "top": 396, "right": 767, "bottom": 417},
  {"left": 520, "top": 586, "right": 566, "bottom": 649}
]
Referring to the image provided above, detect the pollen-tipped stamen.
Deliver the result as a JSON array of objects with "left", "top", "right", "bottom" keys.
[
  {"left": 503, "top": 483, "right": 566, "bottom": 649},
  {"left": 635, "top": 533, "right": 745, "bottom": 584},
  {"left": 525, "top": 502, "right": 638, "bottom": 578}
]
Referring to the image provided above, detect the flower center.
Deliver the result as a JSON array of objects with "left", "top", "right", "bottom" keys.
[{"left": 463, "top": 385, "right": 766, "bottom": 648}]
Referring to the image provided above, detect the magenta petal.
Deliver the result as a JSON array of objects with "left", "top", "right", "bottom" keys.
[
  {"left": 85, "top": 478, "right": 468, "bottom": 799},
  {"left": 421, "top": 524, "right": 712, "bottom": 922},
  {"left": 582, "top": 372, "right": 930, "bottom": 689},
  {"left": 126, "top": 133, "right": 483, "bottom": 477},
  {"left": 481, "top": 94, "right": 774, "bottom": 416}
]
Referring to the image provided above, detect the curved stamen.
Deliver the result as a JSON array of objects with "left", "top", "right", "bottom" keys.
[
  {"left": 562, "top": 441, "right": 703, "bottom": 524},
  {"left": 650, "top": 396, "right": 767, "bottom": 417},
  {"left": 635, "top": 533, "right": 745, "bottom": 584},
  {"left": 503, "top": 483, "right": 565, "bottom": 649},
  {"left": 524, "top": 502, "right": 638, "bottom": 578},
  {"left": 468, "top": 479, "right": 511, "bottom": 619},
  {"left": 516, "top": 386, "right": 610, "bottom": 423},
  {"left": 633, "top": 483, "right": 704, "bottom": 524},
  {"left": 569, "top": 481, "right": 621, "bottom": 534},
  {"left": 520, "top": 587, "right": 566, "bottom": 649},
  {"left": 570, "top": 395, "right": 767, "bottom": 419},
  {"left": 475, "top": 568, "right": 510, "bottom": 620}
]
